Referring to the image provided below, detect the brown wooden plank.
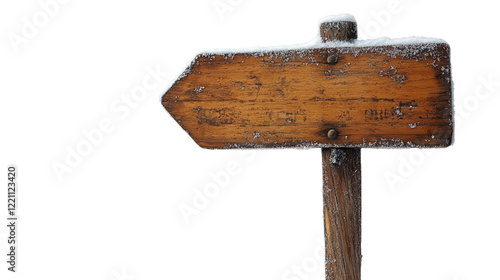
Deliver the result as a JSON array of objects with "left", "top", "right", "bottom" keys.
[{"left": 162, "top": 43, "right": 452, "bottom": 149}]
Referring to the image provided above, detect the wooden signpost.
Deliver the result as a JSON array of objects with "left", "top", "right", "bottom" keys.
[{"left": 162, "top": 15, "right": 453, "bottom": 280}]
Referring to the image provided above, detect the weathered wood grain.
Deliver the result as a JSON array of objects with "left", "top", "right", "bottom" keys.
[
  {"left": 162, "top": 43, "right": 452, "bottom": 149},
  {"left": 322, "top": 148, "right": 362, "bottom": 280},
  {"left": 320, "top": 21, "right": 357, "bottom": 42}
]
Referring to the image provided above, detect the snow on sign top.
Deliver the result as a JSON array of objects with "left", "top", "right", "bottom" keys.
[
  {"left": 319, "top": 14, "right": 357, "bottom": 23},
  {"left": 203, "top": 36, "right": 448, "bottom": 56}
]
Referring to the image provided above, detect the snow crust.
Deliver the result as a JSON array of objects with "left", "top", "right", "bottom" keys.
[
  {"left": 319, "top": 14, "right": 356, "bottom": 23},
  {"left": 203, "top": 36, "right": 447, "bottom": 55}
]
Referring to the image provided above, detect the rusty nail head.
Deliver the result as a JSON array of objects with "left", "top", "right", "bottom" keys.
[
  {"left": 327, "top": 129, "right": 338, "bottom": 140},
  {"left": 327, "top": 55, "right": 339, "bottom": 64}
]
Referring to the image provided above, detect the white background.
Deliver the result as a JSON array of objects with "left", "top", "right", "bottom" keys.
[{"left": 1, "top": 0, "right": 499, "bottom": 279}]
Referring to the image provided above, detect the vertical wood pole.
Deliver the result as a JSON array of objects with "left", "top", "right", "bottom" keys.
[
  {"left": 322, "top": 148, "right": 362, "bottom": 280},
  {"left": 320, "top": 18, "right": 362, "bottom": 280}
]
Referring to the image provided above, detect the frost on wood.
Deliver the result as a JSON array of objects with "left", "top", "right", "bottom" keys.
[
  {"left": 163, "top": 32, "right": 448, "bottom": 94},
  {"left": 199, "top": 36, "right": 447, "bottom": 57},
  {"left": 164, "top": 36, "right": 449, "bottom": 91},
  {"left": 329, "top": 149, "right": 348, "bottom": 165},
  {"left": 162, "top": 35, "right": 452, "bottom": 149}
]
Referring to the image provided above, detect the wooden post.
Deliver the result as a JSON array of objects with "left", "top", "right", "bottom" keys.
[
  {"left": 322, "top": 148, "right": 362, "bottom": 280},
  {"left": 321, "top": 18, "right": 362, "bottom": 280},
  {"left": 320, "top": 20, "right": 357, "bottom": 42}
]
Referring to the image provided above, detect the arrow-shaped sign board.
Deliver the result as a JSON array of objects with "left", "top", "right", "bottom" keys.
[
  {"left": 162, "top": 41, "right": 452, "bottom": 149},
  {"left": 161, "top": 16, "right": 454, "bottom": 280}
]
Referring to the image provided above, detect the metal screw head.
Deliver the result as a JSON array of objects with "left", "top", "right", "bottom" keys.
[
  {"left": 327, "top": 129, "right": 338, "bottom": 140},
  {"left": 327, "top": 55, "right": 339, "bottom": 65}
]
